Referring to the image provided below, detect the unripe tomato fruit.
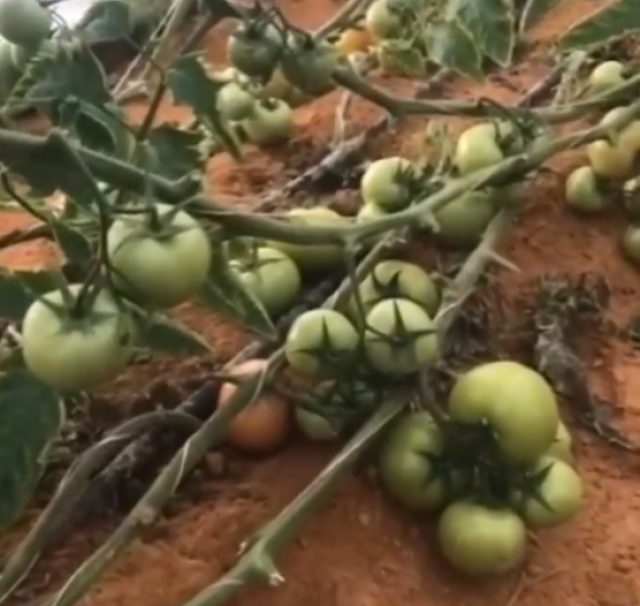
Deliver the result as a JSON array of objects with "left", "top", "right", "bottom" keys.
[
  {"left": 357, "top": 202, "right": 390, "bottom": 247},
  {"left": 564, "top": 165, "right": 610, "bottom": 213},
  {"left": 266, "top": 207, "right": 347, "bottom": 272},
  {"left": 448, "top": 360, "right": 559, "bottom": 465},
  {"left": 432, "top": 190, "right": 496, "bottom": 249},
  {"left": 588, "top": 60, "right": 625, "bottom": 95},
  {"left": 454, "top": 124, "right": 505, "bottom": 175},
  {"left": 546, "top": 419, "right": 575, "bottom": 466},
  {"left": 0, "top": 0, "right": 52, "bottom": 48},
  {"left": 363, "top": 298, "right": 439, "bottom": 376},
  {"left": 218, "top": 359, "right": 291, "bottom": 454},
  {"left": 334, "top": 26, "right": 375, "bottom": 56},
  {"left": 107, "top": 202, "right": 211, "bottom": 309},
  {"left": 294, "top": 406, "right": 338, "bottom": 441},
  {"left": 378, "top": 412, "right": 451, "bottom": 511},
  {"left": 241, "top": 98, "right": 293, "bottom": 146},
  {"left": 512, "top": 456, "right": 583, "bottom": 528},
  {"left": 285, "top": 309, "right": 360, "bottom": 379},
  {"left": 365, "top": 0, "right": 403, "bottom": 40},
  {"left": 216, "top": 81, "right": 256, "bottom": 122},
  {"left": 21, "top": 285, "right": 136, "bottom": 391},
  {"left": 281, "top": 34, "right": 338, "bottom": 96},
  {"left": 621, "top": 224, "right": 640, "bottom": 264},
  {"left": 348, "top": 259, "right": 439, "bottom": 320},
  {"left": 360, "top": 156, "right": 416, "bottom": 212},
  {"left": 437, "top": 501, "right": 527, "bottom": 576},
  {"left": 227, "top": 20, "right": 283, "bottom": 79},
  {"left": 230, "top": 246, "right": 301, "bottom": 316}
]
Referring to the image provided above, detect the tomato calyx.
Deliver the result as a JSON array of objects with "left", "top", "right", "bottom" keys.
[{"left": 508, "top": 461, "right": 556, "bottom": 514}]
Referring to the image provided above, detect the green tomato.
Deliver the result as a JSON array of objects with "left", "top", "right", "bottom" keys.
[
  {"left": 564, "top": 165, "right": 610, "bottom": 213},
  {"left": 230, "top": 246, "right": 301, "bottom": 316},
  {"left": 227, "top": 20, "right": 283, "bottom": 79},
  {"left": 294, "top": 406, "right": 339, "bottom": 441},
  {"left": 378, "top": 412, "right": 453, "bottom": 511},
  {"left": 588, "top": 60, "right": 625, "bottom": 95},
  {"left": 432, "top": 190, "right": 496, "bottom": 249},
  {"left": 360, "top": 156, "right": 415, "bottom": 212},
  {"left": 546, "top": 419, "right": 575, "bottom": 466},
  {"left": 107, "top": 202, "right": 211, "bottom": 309},
  {"left": 284, "top": 309, "right": 359, "bottom": 379},
  {"left": 21, "top": 284, "right": 136, "bottom": 391},
  {"left": 241, "top": 98, "right": 294, "bottom": 146},
  {"left": 513, "top": 456, "right": 583, "bottom": 529},
  {"left": 621, "top": 224, "right": 640, "bottom": 265},
  {"left": 448, "top": 360, "right": 560, "bottom": 465},
  {"left": 454, "top": 124, "right": 505, "bottom": 175},
  {"left": 0, "top": 0, "right": 52, "bottom": 48},
  {"left": 348, "top": 259, "right": 439, "bottom": 320},
  {"left": 356, "top": 202, "right": 390, "bottom": 247},
  {"left": 437, "top": 501, "right": 527, "bottom": 576},
  {"left": 365, "top": 0, "right": 403, "bottom": 39},
  {"left": 216, "top": 81, "right": 257, "bottom": 122},
  {"left": 281, "top": 34, "right": 338, "bottom": 96},
  {"left": 266, "top": 207, "right": 346, "bottom": 272},
  {"left": 363, "top": 297, "right": 439, "bottom": 376}
]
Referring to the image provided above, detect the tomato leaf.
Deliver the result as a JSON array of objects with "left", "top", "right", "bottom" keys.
[
  {"left": 0, "top": 370, "right": 65, "bottom": 531},
  {"left": 146, "top": 125, "right": 208, "bottom": 180},
  {"left": 424, "top": 19, "right": 485, "bottom": 81},
  {"left": 444, "top": 0, "right": 515, "bottom": 67},
  {"left": 50, "top": 220, "right": 94, "bottom": 265},
  {"left": 518, "top": 0, "right": 561, "bottom": 32},
  {"left": 75, "top": 0, "right": 133, "bottom": 42},
  {"left": 198, "top": 246, "right": 277, "bottom": 340},
  {"left": 558, "top": 0, "right": 640, "bottom": 50},
  {"left": 0, "top": 272, "right": 35, "bottom": 321},
  {"left": 139, "top": 314, "right": 214, "bottom": 355},
  {"left": 14, "top": 271, "right": 60, "bottom": 299},
  {"left": 165, "top": 53, "right": 243, "bottom": 162}
]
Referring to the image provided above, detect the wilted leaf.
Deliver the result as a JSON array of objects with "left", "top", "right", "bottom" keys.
[
  {"left": 0, "top": 370, "right": 64, "bottom": 530},
  {"left": 425, "top": 19, "right": 484, "bottom": 81},
  {"left": 166, "top": 54, "right": 243, "bottom": 161},
  {"left": 445, "top": 0, "right": 515, "bottom": 67},
  {"left": 559, "top": 0, "right": 639, "bottom": 50},
  {"left": 145, "top": 125, "right": 207, "bottom": 180},
  {"left": 76, "top": 0, "right": 133, "bottom": 42},
  {"left": 198, "top": 245, "right": 277, "bottom": 340},
  {"left": 138, "top": 314, "right": 214, "bottom": 355},
  {"left": 50, "top": 220, "right": 94, "bottom": 265},
  {"left": 518, "top": 0, "right": 561, "bottom": 32}
]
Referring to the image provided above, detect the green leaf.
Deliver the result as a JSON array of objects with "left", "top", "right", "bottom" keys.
[
  {"left": 0, "top": 272, "right": 34, "bottom": 321},
  {"left": 445, "top": 0, "right": 516, "bottom": 67},
  {"left": 197, "top": 245, "right": 277, "bottom": 340},
  {"left": 558, "top": 0, "right": 640, "bottom": 50},
  {"left": 425, "top": 19, "right": 485, "bottom": 81},
  {"left": 50, "top": 220, "right": 94, "bottom": 265},
  {"left": 76, "top": 0, "right": 133, "bottom": 41},
  {"left": 145, "top": 125, "right": 207, "bottom": 180},
  {"left": 0, "top": 370, "right": 64, "bottom": 530},
  {"left": 138, "top": 314, "right": 214, "bottom": 355},
  {"left": 166, "top": 54, "right": 243, "bottom": 161},
  {"left": 14, "top": 271, "right": 60, "bottom": 299},
  {"left": 518, "top": 0, "right": 561, "bottom": 32}
]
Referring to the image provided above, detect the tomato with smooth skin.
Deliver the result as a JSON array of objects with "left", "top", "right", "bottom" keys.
[
  {"left": 365, "top": 0, "right": 403, "bottom": 40},
  {"left": 454, "top": 124, "right": 505, "bottom": 175},
  {"left": 266, "top": 207, "right": 347, "bottom": 272},
  {"left": 21, "top": 284, "right": 136, "bottom": 391},
  {"left": 588, "top": 60, "right": 625, "bottom": 95},
  {"left": 216, "top": 80, "right": 257, "bottom": 122},
  {"left": 294, "top": 406, "right": 339, "bottom": 441},
  {"left": 241, "top": 98, "right": 294, "bottom": 146},
  {"left": 107, "top": 202, "right": 212, "bottom": 309},
  {"left": 564, "top": 165, "right": 610, "bottom": 213},
  {"left": 334, "top": 26, "right": 376, "bottom": 56},
  {"left": 285, "top": 309, "right": 360, "bottom": 379},
  {"left": 432, "top": 190, "right": 497, "bottom": 249},
  {"left": 621, "top": 224, "right": 640, "bottom": 264},
  {"left": 348, "top": 259, "right": 440, "bottom": 320},
  {"left": 437, "top": 501, "right": 527, "bottom": 576},
  {"left": 231, "top": 246, "right": 301, "bottom": 316},
  {"left": 360, "top": 156, "right": 416, "bottom": 212},
  {"left": 546, "top": 419, "right": 575, "bottom": 466},
  {"left": 363, "top": 297, "right": 439, "bottom": 376},
  {"left": 227, "top": 20, "right": 283, "bottom": 79},
  {"left": 218, "top": 359, "right": 291, "bottom": 454},
  {"left": 281, "top": 34, "right": 338, "bottom": 96},
  {"left": 0, "top": 0, "right": 52, "bottom": 48},
  {"left": 448, "top": 360, "right": 560, "bottom": 465},
  {"left": 512, "top": 456, "right": 583, "bottom": 528},
  {"left": 378, "top": 412, "right": 453, "bottom": 511}
]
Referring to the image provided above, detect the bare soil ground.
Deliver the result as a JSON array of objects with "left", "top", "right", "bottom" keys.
[{"left": 2, "top": 1, "right": 640, "bottom": 605}]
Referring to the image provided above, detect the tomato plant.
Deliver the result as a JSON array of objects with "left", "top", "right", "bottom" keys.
[{"left": 107, "top": 202, "right": 212, "bottom": 309}]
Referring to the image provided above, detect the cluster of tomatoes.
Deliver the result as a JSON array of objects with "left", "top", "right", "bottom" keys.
[
  {"left": 564, "top": 60, "right": 640, "bottom": 263},
  {"left": 377, "top": 360, "right": 584, "bottom": 577}
]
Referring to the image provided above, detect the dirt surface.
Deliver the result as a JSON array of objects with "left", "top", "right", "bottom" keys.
[{"left": 2, "top": 1, "right": 640, "bottom": 606}]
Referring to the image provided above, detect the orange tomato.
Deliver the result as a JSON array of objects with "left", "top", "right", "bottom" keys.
[
  {"left": 334, "top": 26, "right": 376, "bottom": 56},
  {"left": 217, "top": 359, "right": 291, "bottom": 454}
]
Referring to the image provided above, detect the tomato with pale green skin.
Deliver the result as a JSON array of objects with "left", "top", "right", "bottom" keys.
[
  {"left": 512, "top": 456, "right": 583, "bottom": 529},
  {"left": 621, "top": 224, "right": 640, "bottom": 264},
  {"left": 432, "top": 190, "right": 496, "bottom": 249},
  {"left": 294, "top": 406, "right": 339, "bottom": 441},
  {"left": 437, "top": 501, "right": 527, "bottom": 576},
  {"left": 21, "top": 284, "right": 136, "bottom": 391},
  {"left": 546, "top": 419, "right": 574, "bottom": 466},
  {"left": 107, "top": 202, "right": 212, "bottom": 309},
  {"left": 266, "top": 207, "right": 347, "bottom": 272},
  {"left": 588, "top": 60, "right": 625, "bottom": 95},
  {"left": 348, "top": 260, "right": 439, "bottom": 320},
  {"left": 281, "top": 34, "right": 338, "bottom": 96},
  {"left": 363, "top": 298, "right": 439, "bottom": 376},
  {"left": 285, "top": 309, "right": 360, "bottom": 379},
  {"left": 216, "top": 81, "right": 257, "bottom": 122},
  {"left": 230, "top": 246, "right": 301, "bottom": 316},
  {"left": 241, "top": 98, "right": 294, "bottom": 146},
  {"left": 448, "top": 360, "right": 560, "bottom": 465},
  {"left": 0, "top": 0, "right": 52, "bottom": 48},
  {"left": 360, "top": 156, "right": 416, "bottom": 212},
  {"left": 565, "top": 165, "right": 610, "bottom": 213},
  {"left": 454, "top": 124, "right": 505, "bottom": 175},
  {"left": 379, "top": 412, "right": 453, "bottom": 512},
  {"left": 365, "top": 0, "right": 403, "bottom": 39},
  {"left": 227, "top": 20, "right": 283, "bottom": 79}
]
